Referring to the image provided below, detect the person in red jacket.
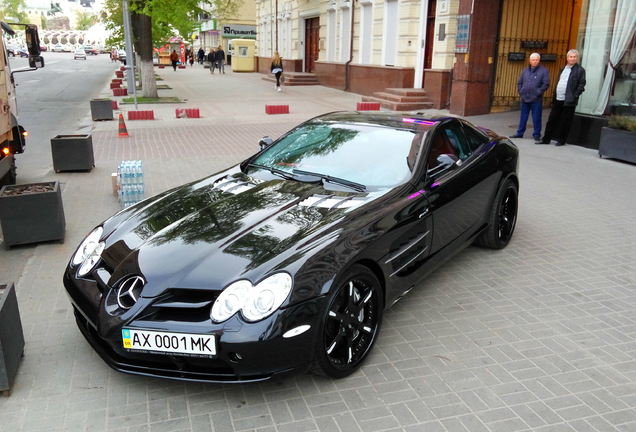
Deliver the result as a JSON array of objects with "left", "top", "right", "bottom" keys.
[{"left": 169, "top": 50, "right": 179, "bottom": 71}]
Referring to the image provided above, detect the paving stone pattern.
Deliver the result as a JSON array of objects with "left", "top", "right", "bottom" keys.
[{"left": 0, "top": 64, "right": 635, "bottom": 431}]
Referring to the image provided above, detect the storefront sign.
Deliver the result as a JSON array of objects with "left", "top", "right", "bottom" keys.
[
  {"left": 521, "top": 40, "right": 548, "bottom": 49},
  {"left": 508, "top": 52, "right": 526, "bottom": 62},
  {"left": 222, "top": 25, "right": 257, "bottom": 39},
  {"left": 455, "top": 15, "right": 470, "bottom": 53},
  {"left": 540, "top": 53, "right": 558, "bottom": 62}
]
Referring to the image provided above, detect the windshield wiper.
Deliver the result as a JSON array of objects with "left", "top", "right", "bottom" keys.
[
  {"left": 292, "top": 169, "right": 366, "bottom": 192},
  {"left": 248, "top": 163, "right": 297, "bottom": 181}
]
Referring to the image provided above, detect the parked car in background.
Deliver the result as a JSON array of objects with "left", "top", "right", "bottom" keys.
[
  {"left": 18, "top": 48, "right": 28, "bottom": 57},
  {"left": 6, "top": 44, "right": 19, "bottom": 56},
  {"left": 73, "top": 49, "right": 86, "bottom": 60},
  {"left": 64, "top": 111, "right": 520, "bottom": 383},
  {"left": 82, "top": 45, "right": 98, "bottom": 55},
  {"left": 52, "top": 43, "right": 64, "bottom": 52},
  {"left": 117, "top": 49, "right": 126, "bottom": 64}
]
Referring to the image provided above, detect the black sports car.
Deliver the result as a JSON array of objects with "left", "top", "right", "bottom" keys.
[{"left": 64, "top": 111, "right": 519, "bottom": 383}]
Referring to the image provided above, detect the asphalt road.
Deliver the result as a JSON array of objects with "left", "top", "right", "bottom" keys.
[{"left": 10, "top": 53, "right": 115, "bottom": 183}]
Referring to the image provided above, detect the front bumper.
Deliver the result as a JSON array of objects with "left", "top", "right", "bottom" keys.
[{"left": 64, "top": 268, "right": 323, "bottom": 383}]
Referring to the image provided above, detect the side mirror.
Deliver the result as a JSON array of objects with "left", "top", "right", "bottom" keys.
[
  {"left": 427, "top": 154, "right": 460, "bottom": 177},
  {"left": 25, "top": 24, "right": 41, "bottom": 56},
  {"left": 436, "top": 154, "right": 459, "bottom": 169},
  {"left": 28, "top": 55, "right": 44, "bottom": 69},
  {"left": 258, "top": 136, "right": 273, "bottom": 150}
]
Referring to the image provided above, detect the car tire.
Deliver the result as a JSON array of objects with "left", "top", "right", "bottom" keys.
[
  {"left": 311, "top": 264, "right": 383, "bottom": 378},
  {"left": 475, "top": 178, "right": 518, "bottom": 249}
]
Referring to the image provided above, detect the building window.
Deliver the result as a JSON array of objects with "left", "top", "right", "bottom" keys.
[
  {"left": 327, "top": 8, "right": 336, "bottom": 62},
  {"left": 359, "top": 0, "right": 373, "bottom": 64},
  {"left": 578, "top": 0, "right": 636, "bottom": 116},
  {"left": 339, "top": 2, "right": 351, "bottom": 63},
  {"left": 383, "top": 0, "right": 398, "bottom": 66}
]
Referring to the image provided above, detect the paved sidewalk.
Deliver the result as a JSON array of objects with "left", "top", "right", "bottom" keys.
[{"left": 1, "top": 62, "right": 636, "bottom": 432}]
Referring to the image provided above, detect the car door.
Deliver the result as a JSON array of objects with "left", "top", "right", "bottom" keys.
[
  {"left": 422, "top": 119, "right": 497, "bottom": 253},
  {"left": 375, "top": 131, "right": 434, "bottom": 282}
]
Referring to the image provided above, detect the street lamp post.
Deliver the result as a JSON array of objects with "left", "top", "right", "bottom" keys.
[{"left": 122, "top": 0, "right": 137, "bottom": 109}]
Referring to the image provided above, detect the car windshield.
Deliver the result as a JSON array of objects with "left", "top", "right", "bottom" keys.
[{"left": 250, "top": 120, "right": 426, "bottom": 190}]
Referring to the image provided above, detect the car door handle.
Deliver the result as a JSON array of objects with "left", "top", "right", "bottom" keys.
[{"left": 419, "top": 208, "right": 429, "bottom": 218}]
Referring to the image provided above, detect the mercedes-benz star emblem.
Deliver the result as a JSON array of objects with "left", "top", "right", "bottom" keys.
[{"left": 117, "top": 276, "right": 145, "bottom": 310}]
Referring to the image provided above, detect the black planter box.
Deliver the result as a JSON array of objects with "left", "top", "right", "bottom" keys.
[
  {"left": 51, "top": 134, "right": 95, "bottom": 172},
  {"left": 566, "top": 114, "right": 609, "bottom": 150},
  {"left": 0, "top": 283, "right": 24, "bottom": 396},
  {"left": 599, "top": 127, "right": 636, "bottom": 164},
  {"left": 0, "top": 181, "right": 65, "bottom": 248},
  {"left": 565, "top": 113, "right": 609, "bottom": 150},
  {"left": 90, "top": 98, "right": 113, "bottom": 121}
]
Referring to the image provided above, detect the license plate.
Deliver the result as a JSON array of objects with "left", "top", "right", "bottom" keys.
[{"left": 122, "top": 329, "right": 216, "bottom": 356}]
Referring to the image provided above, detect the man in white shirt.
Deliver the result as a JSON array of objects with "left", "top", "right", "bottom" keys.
[{"left": 540, "top": 50, "right": 586, "bottom": 146}]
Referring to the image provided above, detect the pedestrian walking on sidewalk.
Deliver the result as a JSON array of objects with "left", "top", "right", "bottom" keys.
[
  {"left": 170, "top": 50, "right": 179, "bottom": 71},
  {"left": 271, "top": 51, "right": 283, "bottom": 92},
  {"left": 215, "top": 45, "right": 226, "bottom": 74},
  {"left": 189, "top": 50, "right": 194, "bottom": 67},
  {"left": 208, "top": 48, "right": 216, "bottom": 74},
  {"left": 197, "top": 48, "right": 205, "bottom": 64},
  {"left": 510, "top": 53, "right": 550, "bottom": 143},
  {"left": 540, "top": 49, "right": 586, "bottom": 146}
]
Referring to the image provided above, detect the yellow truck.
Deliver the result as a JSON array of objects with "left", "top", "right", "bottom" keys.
[{"left": 1, "top": 21, "right": 44, "bottom": 185}]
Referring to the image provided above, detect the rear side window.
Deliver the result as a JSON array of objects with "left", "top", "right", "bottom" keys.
[{"left": 462, "top": 124, "right": 490, "bottom": 153}]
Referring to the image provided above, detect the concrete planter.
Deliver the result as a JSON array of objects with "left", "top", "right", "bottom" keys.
[
  {"left": 599, "top": 127, "right": 636, "bottom": 164},
  {"left": 50, "top": 134, "right": 95, "bottom": 172},
  {"left": 0, "top": 283, "right": 24, "bottom": 396},
  {"left": 90, "top": 98, "right": 113, "bottom": 121},
  {"left": 0, "top": 181, "right": 65, "bottom": 248},
  {"left": 566, "top": 114, "right": 609, "bottom": 150}
]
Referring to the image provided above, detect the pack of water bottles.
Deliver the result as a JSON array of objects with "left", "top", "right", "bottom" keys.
[{"left": 117, "top": 160, "right": 145, "bottom": 208}]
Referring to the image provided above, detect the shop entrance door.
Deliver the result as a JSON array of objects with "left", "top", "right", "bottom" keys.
[{"left": 305, "top": 17, "right": 320, "bottom": 73}]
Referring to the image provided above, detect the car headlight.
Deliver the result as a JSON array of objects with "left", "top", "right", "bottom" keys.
[
  {"left": 210, "top": 280, "right": 250, "bottom": 322},
  {"left": 211, "top": 273, "right": 293, "bottom": 323},
  {"left": 72, "top": 226, "right": 104, "bottom": 276}
]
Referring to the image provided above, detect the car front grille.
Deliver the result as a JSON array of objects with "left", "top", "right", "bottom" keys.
[{"left": 142, "top": 289, "right": 218, "bottom": 323}]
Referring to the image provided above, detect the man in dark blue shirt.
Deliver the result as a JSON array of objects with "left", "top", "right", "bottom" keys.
[{"left": 510, "top": 53, "right": 550, "bottom": 143}]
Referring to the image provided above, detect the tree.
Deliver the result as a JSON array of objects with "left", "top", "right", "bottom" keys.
[
  {"left": 75, "top": 10, "right": 97, "bottom": 31},
  {"left": 0, "top": 0, "right": 28, "bottom": 24},
  {"left": 101, "top": 0, "right": 243, "bottom": 98}
]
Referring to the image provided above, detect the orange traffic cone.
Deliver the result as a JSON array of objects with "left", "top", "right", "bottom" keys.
[{"left": 118, "top": 113, "right": 129, "bottom": 138}]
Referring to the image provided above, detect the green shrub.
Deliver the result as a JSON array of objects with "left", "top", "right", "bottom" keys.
[{"left": 608, "top": 115, "right": 636, "bottom": 133}]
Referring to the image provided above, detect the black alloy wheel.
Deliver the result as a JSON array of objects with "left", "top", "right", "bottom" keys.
[
  {"left": 476, "top": 178, "right": 518, "bottom": 249},
  {"left": 312, "top": 265, "right": 383, "bottom": 378}
]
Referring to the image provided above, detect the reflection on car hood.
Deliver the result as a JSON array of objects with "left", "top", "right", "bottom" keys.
[{"left": 100, "top": 169, "right": 383, "bottom": 296}]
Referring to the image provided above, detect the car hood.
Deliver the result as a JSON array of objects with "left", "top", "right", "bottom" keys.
[{"left": 99, "top": 168, "right": 384, "bottom": 297}]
